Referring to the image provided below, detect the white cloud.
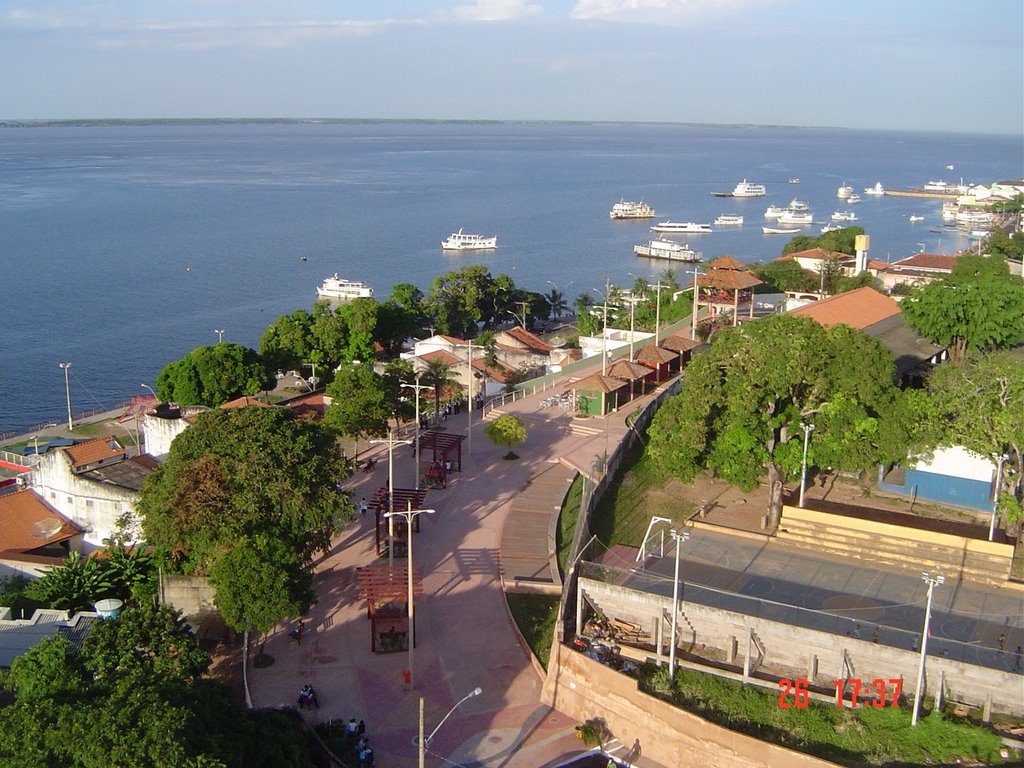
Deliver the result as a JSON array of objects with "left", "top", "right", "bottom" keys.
[
  {"left": 451, "top": 0, "right": 544, "bottom": 22},
  {"left": 570, "top": 0, "right": 782, "bottom": 25}
]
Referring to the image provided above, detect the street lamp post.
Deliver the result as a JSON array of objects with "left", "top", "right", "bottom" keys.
[
  {"left": 370, "top": 430, "right": 413, "bottom": 567},
  {"left": 799, "top": 422, "right": 815, "bottom": 508},
  {"left": 989, "top": 456, "right": 1005, "bottom": 542},
  {"left": 453, "top": 341, "right": 475, "bottom": 457},
  {"left": 140, "top": 383, "right": 158, "bottom": 401},
  {"left": 668, "top": 528, "right": 690, "bottom": 677},
  {"left": 651, "top": 281, "right": 668, "bottom": 346},
  {"left": 59, "top": 363, "right": 73, "bottom": 431},
  {"left": 911, "top": 572, "right": 944, "bottom": 726},
  {"left": 403, "top": 377, "right": 432, "bottom": 490},
  {"left": 383, "top": 505, "right": 435, "bottom": 690},
  {"left": 690, "top": 267, "right": 703, "bottom": 341},
  {"left": 420, "top": 686, "right": 483, "bottom": 767},
  {"left": 214, "top": 328, "right": 225, "bottom": 343},
  {"left": 546, "top": 279, "right": 574, "bottom": 320}
]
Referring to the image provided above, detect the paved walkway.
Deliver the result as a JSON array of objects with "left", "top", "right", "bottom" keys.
[{"left": 247, "top": 366, "right": 677, "bottom": 768}]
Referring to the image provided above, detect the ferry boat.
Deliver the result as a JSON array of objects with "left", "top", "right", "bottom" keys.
[
  {"left": 864, "top": 181, "right": 885, "bottom": 196},
  {"left": 763, "top": 226, "right": 801, "bottom": 235},
  {"left": 633, "top": 238, "right": 702, "bottom": 262},
  {"left": 764, "top": 205, "right": 786, "bottom": 219},
  {"left": 609, "top": 200, "right": 656, "bottom": 220},
  {"left": 831, "top": 211, "right": 858, "bottom": 221},
  {"left": 837, "top": 183, "right": 854, "bottom": 199},
  {"left": 650, "top": 221, "right": 712, "bottom": 234},
  {"left": 316, "top": 275, "right": 374, "bottom": 301},
  {"left": 713, "top": 214, "right": 744, "bottom": 226},
  {"left": 778, "top": 211, "right": 814, "bottom": 226},
  {"left": 441, "top": 228, "right": 498, "bottom": 251},
  {"left": 713, "top": 179, "right": 766, "bottom": 198}
]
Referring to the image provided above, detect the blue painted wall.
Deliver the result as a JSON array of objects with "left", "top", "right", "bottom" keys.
[{"left": 879, "top": 469, "right": 993, "bottom": 512}]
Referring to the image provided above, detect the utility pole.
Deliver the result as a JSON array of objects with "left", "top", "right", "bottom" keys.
[
  {"left": 383, "top": 504, "right": 435, "bottom": 689},
  {"left": 668, "top": 529, "right": 690, "bottom": 677},
  {"left": 59, "top": 362, "right": 73, "bottom": 431},
  {"left": 516, "top": 300, "right": 529, "bottom": 329},
  {"left": 911, "top": 572, "right": 944, "bottom": 726},
  {"left": 799, "top": 422, "right": 815, "bottom": 508},
  {"left": 690, "top": 267, "right": 703, "bottom": 341},
  {"left": 651, "top": 281, "right": 669, "bottom": 345}
]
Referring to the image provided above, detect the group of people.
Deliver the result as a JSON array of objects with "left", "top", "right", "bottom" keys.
[
  {"left": 343, "top": 718, "right": 373, "bottom": 766},
  {"left": 297, "top": 683, "right": 320, "bottom": 709}
]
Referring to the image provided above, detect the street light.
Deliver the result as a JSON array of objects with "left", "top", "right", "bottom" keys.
[
  {"left": 799, "top": 422, "right": 815, "bottom": 508},
  {"left": 59, "top": 362, "right": 73, "bottom": 431},
  {"left": 383, "top": 505, "right": 435, "bottom": 689},
  {"left": 403, "top": 377, "right": 432, "bottom": 490},
  {"left": 370, "top": 430, "right": 413, "bottom": 567},
  {"left": 140, "top": 383, "right": 158, "bottom": 401},
  {"left": 911, "top": 572, "right": 944, "bottom": 726},
  {"left": 689, "top": 266, "right": 703, "bottom": 341},
  {"left": 546, "top": 279, "right": 574, "bottom": 320},
  {"left": 214, "top": 328, "right": 225, "bottom": 343},
  {"left": 668, "top": 528, "right": 690, "bottom": 677},
  {"left": 419, "top": 686, "right": 483, "bottom": 767}
]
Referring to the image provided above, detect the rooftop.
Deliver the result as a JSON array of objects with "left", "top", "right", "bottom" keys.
[
  {"left": 63, "top": 437, "right": 126, "bottom": 471},
  {"left": 788, "top": 287, "right": 900, "bottom": 330},
  {"left": 0, "top": 488, "right": 82, "bottom": 553}
]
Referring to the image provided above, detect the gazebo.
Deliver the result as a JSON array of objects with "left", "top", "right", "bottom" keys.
[
  {"left": 658, "top": 334, "right": 703, "bottom": 367},
  {"left": 695, "top": 256, "right": 764, "bottom": 327},
  {"left": 606, "top": 359, "right": 654, "bottom": 400},
  {"left": 370, "top": 487, "right": 428, "bottom": 556},
  {"left": 355, "top": 565, "right": 424, "bottom": 653},
  {"left": 634, "top": 344, "right": 677, "bottom": 382},
  {"left": 417, "top": 430, "right": 466, "bottom": 473},
  {"left": 568, "top": 373, "right": 627, "bottom": 416}
]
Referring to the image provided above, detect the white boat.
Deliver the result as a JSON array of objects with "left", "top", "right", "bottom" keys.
[
  {"left": 788, "top": 178, "right": 800, "bottom": 184},
  {"left": 713, "top": 179, "right": 766, "bottom": 197},
  {"left": 846, "top": 194, "right": 862, "bottom": 204},
  {"left": 650, "top": 221, "right": 712, "bottom": 234},
  {"left": 713, "top": 214, "right": 744, "bottom": 226},
  {"left": 633, "top": 238, "right": 702, "bottom": 262},
  {"left": 764, "top": 205, "right": 786, "bottom": 219},
  {"left": 908, "top": 215, "right": 924, "bottom": 222},
  {"left": 778, "top": 211, "right": 814, "bottom": 225},
  {"left": 316, "top": 275, "right": 374, "bottom": 301},
  {"left": 787, "top": 199, "right": 811, "bottom": 211},
  {"left": 763, "top": 226, "right": 801, "bottom": 235},
  {"left": 837, "top": 183, "right": 854, "bottom": 199},
  {"left": 831, "top": 210, "right": 858, "bottom": 221},
  {"left": 820, "top": 222, "right": 843, "bottom": 233},
  {"left": 441, "top": 228, "right": 497, "bottom": 251},
  {"left": 609, "top": 200, "right": 656, "bottom": 219},
  {"left": 923, "top": 180, "right": 948, "bottom": 191},
  {"left": 864, "top": 181, "right": 885, "bottom": 196}
]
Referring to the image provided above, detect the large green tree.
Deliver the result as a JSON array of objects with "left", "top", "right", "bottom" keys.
[
  {"left": 155, "top": 343, "right": 273, "bottom": 407},
  {"left": 648, "top": 314, "right": 913, "bottom": 527},
  {"left": 324, "top": 363, "right": 392, "bottom": 456},
  {"left": 138, "top": 405, "right": 351, "bottom": 574},
  {"left": 901, "top": 254, "right": 1024, "bottom": 363}
]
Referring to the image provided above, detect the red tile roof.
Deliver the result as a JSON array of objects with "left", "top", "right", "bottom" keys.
[
  {"left": 789, "top": 287, "right": 900, "bottom": 329},
  {"left": 568, "top": 373, "right": 628, "bottom": 394},
  {"left": 635, "top": 345, "right": 678, "bottom": 365},
  {"left": 0, "top": 489, "right": 82, "bottom": 552},
  {"left": 501, "top": 326, "right": 555, "bottom": 353},
  {"left": 888, "top": 253, "right": 957, "bottom": 272},
  {"left": 63, "top": 438, "right": 125, "bottom": 470},
  {"left": 659, "top": 334, "right": 701, "bottom": 353},
  {"left": 697, "top": 268, "right": 764, "bottom": 291},
  {"left": 219, "top": 396, "right": 271, "bottom": 410},
  {"left": 471, "top": 359, "right": 511, "bottom": 383},
  {"left": 779, "top": 247, "right": 847, "bottom": 263},
  {"left": 607, "top": 360, "right": 651, "bottom": 381},
  {"left": 437, "top": 334, "right": 468, "bottom": 345},
  {"left": 706, "top": 255, "right": 747, "bottom": 270},
  {"left": 420, "top": 350, "right": 461, "bottom": 367}
]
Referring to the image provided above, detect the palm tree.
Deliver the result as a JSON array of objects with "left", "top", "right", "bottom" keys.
[
  {"left": 545, "top": 288, "right": 568, "bottom": 319},
  {"left": 422, "top": 357, "right": 460, "bottom": 425},
  {"left": 573, "top": 292, "right": 593, "bottom": 316}
]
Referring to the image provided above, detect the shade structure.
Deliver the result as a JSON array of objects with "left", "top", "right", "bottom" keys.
[
  {"left": 634, "top": 344, "right": 677, "bottom": 381},
  {"left": 695, "top": 258, "right": 764, "bottom": 327},
  {"left": 355, "top": 565, "right": 424, "bottom": 653},
  {"left": 568, "top": 373, "right": 628, "bottom": 416},
  {"left": 606, "top": 359, "right": 654, "bottom": 399},
  {"left": 370, "top": 487, "right": 428, "bottom": 556}
]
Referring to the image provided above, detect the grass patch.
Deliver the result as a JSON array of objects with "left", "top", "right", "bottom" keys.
[
  {"left": 591, "top": 442, "right": 695, "bottom": 548},
  {"left": 639, "top": 664, "right": 1008, "bottom": 766},
  {"left": 557, "top": 473, "right": 585, "bottom": 578},
  {"left": 506, "top": 593, "right": 559, "bottom": 670}
]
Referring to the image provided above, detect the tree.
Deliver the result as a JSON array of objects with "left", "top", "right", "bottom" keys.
[
  {"left": 648, "top": 314, "right": 911, "bottom": 528},
  {"left": 5, "top": 635, "right": 86, "bottom": 700},
  {"left": 927, "top": 351, "right": 1024, "bottom": 530},
  {"left": 25, "top": 551, "right": 115, "bottom": 613},
  {"left": 476, "top": 330, "right": 499, "bottom": 366},
  {"left": 324, "top": 363, "right": 392, "bottom": 455},
  {"left": 835, "top": 270, "right": 881, "bottom": 294},
  {"left": 901, "top": 254, "right": 1024, "bottom": 363},
  {"left": 138, "top": 405, "right": 351, "bottom": 574},
  {"left": 334, "top": 297, "right": 378, "bottom": 364},
  {"left": 573, "top": 291, "right": 593, "bottom": 316},
  {"left": 545, "top": 288, "right": 568, "bottom": 319},
  {"left": 484, "top": 414, "right": 527, "bottom": 459},
  {"left": 156, "top": 344, "right": 273, "bottom": 407},
  {"left": 424, "top": 265, "right": 498, "bottom": 337},
  {"left": 259, "top": 310, "right": 314, "bottom": 373},
  {"left": 753, "top": 260, "right": 817, "bottom": 293},
  {"left": 781, "top": 226, "right": 864, "bottom": 257}
]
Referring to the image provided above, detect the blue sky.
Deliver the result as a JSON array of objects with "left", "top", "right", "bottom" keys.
[{"left": 1, "top": 0, "right": 1021, "bottom": 133}]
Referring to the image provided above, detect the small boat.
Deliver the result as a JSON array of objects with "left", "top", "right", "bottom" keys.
[
  {"left": 764, "top": 205, "right": 786, "bottom": 219},
  {"left": 945, "top": 164, "right": 955, "bottom": 170},
  {"left": 864, "top": 181, "right": 885, "bottom": 196},
  {"left": 778, "top": 211, "right": 814, "bottom": 226},
  {"left": 316, "top": 275, "right": 374, "bottom": 301},
  {"left": 929, "top": 229, "right": 943, "bottom": 233},
  {"left": 609, "top": 200, "right": 656, "bottom": 219},
  {"left": 831, "top": 211, "right": 858, "bottom": 221},
  {"left": 820, "top": 222, "right": 843, "bottom": 233},
  {"left": 650, "top": 221, "right": 712, "bottom": 234},
  {"left": 788, "top": 178, "right": 800, "bottom": 184},
  {"left": 713, "top": 214, "right": 744, "bottom": 226},
  {"left": 441, "top": 228, "right": 498, "bottom": 250},
  {"left": 299, "top": 255, "right": 308, "bottom": 262},
  {"left": 846, "top": 194, "right": 862, "bottom": 204},
  {"left": 633, "top": 238, "right": 702, "bottom": 262},
  {"left": 763, "top": 226, "right": 801, "bottom": 235},
  {"left": 713, "top": 179, "right": 766, "bottom": 197},
  {"left": 837, "top": 183, "right": 854, "bottom": 199},
  {"left": 787, "top": 199, "right": 811, "bottom": 211},
  {"left": 908, "top": 215, "right": 924, "bottom": 222}
]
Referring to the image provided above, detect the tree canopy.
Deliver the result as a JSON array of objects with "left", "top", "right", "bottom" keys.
[
  {"left": 484, "top": 414, "right": 528, "bottom": 459},
  {"left": 901, "top": 254, "right": 1024, "bottom": 362},
  {"left": 324, "top": 363, "right": 393, "bottom": 454},
  {"left": 648, "top": 314, "right": 914, "bottom": 527},
  {"left": 155, "top": 343, "right": 273, "bottom": 407},
  {"left": 781, "top": 226, "right": 865, "bottom": 257}
]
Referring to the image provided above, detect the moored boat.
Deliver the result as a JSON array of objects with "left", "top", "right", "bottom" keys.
[
  {"left": 713, "top": 214, "right": 744, "bottom": 226},
  {"left": 609, "top": 200, "right": 656, "bottom": 219},
  {"left": 763, "top": 226, "right": 801, "bottom": 235},
  {"left": 846, "top": 194, "right": 862, "bottom": 204},
  {"left": 820, "top": 222, "right": 843, "bottom": 233},
  {"left": 316, "top": 275, "right": 374, "bottom": 301},
  {"left": 441, "top": 228, "right": 498, "bottom": 250},
  {"left": 837, "top": 183, "right": 854, "bottom": 199},
  {"left": 650, "top": 221, "right": 712, "bottom": 234},
  {"left": 764, "top": 205, "right": 786, "bottom": 219},
  {"left": 713, "top": 179, "right": 766, "bottom": 197},
  {"left": 864, "top": 181, "right": 885, "bottom": 196},
  {"left": 633, "top": 238, "right": 702, "bottom": 262},
  {"left": 908, "top": 215, "right": 924, "bottom": 222},
  {"left": 831, "top": 210, "right": 858, "bottom": 221},
  {"left": 778, "top": 211, "right": 814, "bottom": 225},
  {"left": 788, "top": 178, "right": 800, "bottom": 184}
]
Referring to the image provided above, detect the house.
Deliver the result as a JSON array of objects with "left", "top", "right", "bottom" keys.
[
  {"left": 0, "top": 487, "right": 83, "bottom": 578},
  {"left": 493, "top": 326, "right": 555, "bottom": 373},
  {"left": 28, "top": 437, "right": 158, "bottom": 551},
  {"left": 0, "top": 607, "right": 99, "bottom": 667},
  {"left": 878, "top": 446, "right": 998, "bottom": 513},
  {"left": 875, "top": 252, "right": 958, "bottom": 292},
  {"left": 408, "top": 334, "right": 469, "bottom": 359},
  {"left": 142, "top": 402, "right": 208, "bottom": 459}
]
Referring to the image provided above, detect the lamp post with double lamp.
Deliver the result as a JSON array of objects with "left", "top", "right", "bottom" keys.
[
  {"left": 214, "top": 328, "right": 225, "bottom": 344},
  {"left": 59, "top": 362, "right": 73, "bottom": 431},
  {"left": 799, "top": 422, "right": 815, "bottom": 508},
  {"left": 452, "top": 341, "right": 475, "bottom": 457},
  {"left": 690, "top": 266, "right": 703, "bottom": 341},
  {"left": 382, "top": 506, "right": 435, "bottom": 690},
  {"left": 403, "top": 377, "right": 432, "bottom": 490},
  {"left": 668, "top": 528, "right": 690, "bottom": 677},
  {"left": 911, "top": 572, "right": 944, "bottom": 726},
  {"left": 592, "top": 279, "right": 612, "bottom": 375},
  {"left": 419, "top": 686, "right": 483, "bottom": 768},
  {"left": 369, "top": 430, "right": 413, "bottom": 567}
]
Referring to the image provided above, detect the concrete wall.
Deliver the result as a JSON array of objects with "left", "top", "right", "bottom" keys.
[
  {"left": 542, "top": 642, "right": 839, "bottom": 768},
  {"left": 159, "top": 574, "right": 224, "bottom": 637},
  {"left": 142, "top": 411, "right": 192, "bottom": 459},
  {"left": 579, "top": 577, "right": 1024, "bottom": 717}
]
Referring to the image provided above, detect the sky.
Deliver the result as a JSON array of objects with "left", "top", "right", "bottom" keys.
[{"left": 1, "top": 0, "right": 1021, "bottom": 133}]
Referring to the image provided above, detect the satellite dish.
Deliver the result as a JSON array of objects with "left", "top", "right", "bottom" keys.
[{"left": 31, "top": 518, "right": 64, "bottom": 539}]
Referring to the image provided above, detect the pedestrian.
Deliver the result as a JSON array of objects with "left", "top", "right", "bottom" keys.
[
  {"left": 359, "top": 497, "right": 368, "bottom": 516},
  {"left": 357, "top": 719, "right": 366, "bottom": 737},
  {"left": 290, "top": 620, "right": 304, "bottom": 645},
  {"left": 358, "top": 741, "right": 374, "bottom": 767},
  {"left": 998, "top": 633, "right": 1006, "bottom": 653},
  {"left": 306, "top": 684, "right": 321, "bottom": 709},
  {"left": 298, "top": 684, "right": 312, "bottom": 709},
  {"left": 346, "top": 718, "right": 359, "bottom": 739}
]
